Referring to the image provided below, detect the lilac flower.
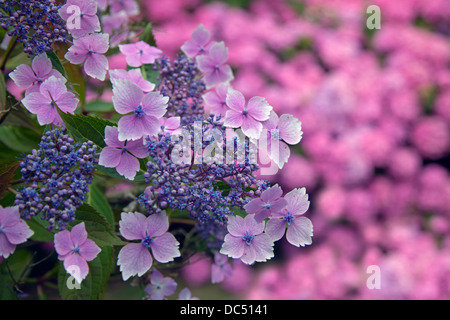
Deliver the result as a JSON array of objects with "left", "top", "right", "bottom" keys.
[
  {"left": 54, "top": 222, "right": 101, "bottom": 283},
  {"left": 181, "top": 24, "right": 213, "bottom": 58},
  {"left": 244, "top": 184, "right": 288, "bottom": 222},
  {"left": 160, "top": 117, "right": 181, "bottom": 135},
  {"left": 178, "top": 288, "right": 199, "bottom": 300},
  {"left": 109, "top": 69, "right": 155, "bottom": 92},
  {"left": 203, "top": 83, "right": 230, "bottom": 118},
  {"left": 59, "top": 0, "right": 101, "bottom": 38},
  {"left": 144, "top": 269, "right": 177, "bottom": 300},
  {"left": 117, "top": 211, "right": 180, "bottom": 281},
  {"left": 0, "top": 206, "right": 34, "bottom": 258},
  {"left": 266, "top": 188, "right": 313, "bottom": 247},
  {"left": 211, "top": 252, "right": 233, "bottom": 284},
  {"left": 196, "top": 41, "right": 234, "bottom": 89},
  {"left": 112, "top": 79, "right": 169, "bottom": 141},
  {"left": 9, "top": 54, "right": 64, "bottom": 94},
  {"left": 119, "top": 41, "right": 163, "bottom": 67},
  {"left": 262, "top": 111, "right": 303, "bottom": 169},
  {"left": 98, "top": 126, "right": 148, "bottom": 180},
  {"left": 21, "top": 76, "right": 79, "bottom": 126},
  {"left": 223, "top": 89, "right": 272, "bottom": 139},
  {"left": 220, "top": 214, "right": 274, "bottom": 265},
  {"left": 65, "top": 33, "right": 110, "bottom": 81}
]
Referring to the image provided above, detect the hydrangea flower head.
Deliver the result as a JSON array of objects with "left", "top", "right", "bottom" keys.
[
  {"left": 65, "top": 33, "right": 110, "bottom": 81},
  {"left": 98, "top": 126, "right": 148, "bottom": 180},
  {"left": 117, "top": 211, "right": 180, "bottom": 281},
  {"left": 196, "top": 41, "right": 234, "bottom": 89},
  {"left": 220, "top": 214, "right": 274, "bottom": 265},
  {"left": 223, "top": 89, "right": 272, "bottom": 139},
  {"left": 262, "top": 111, "right": 303, "bottom": 169},
  {"left": 144, "top": 269, "right": 177, "bottom": 300},
  {"left": 181, "top": 24, "right": 213, "bottom": 58},
  {"left": 59, "top": 0, "right": 101, "bottom": 38},
  {"left": 0, "top": 206, "right": 34, "bottom": 258},
  {"left": 266, "top": 188, "right": 313, "bottom": 247},
  {"left": 112, "top": 79, "right": 169, "bottom": 141},
  {"left": 9, "top": 54, "right": 64, "bottom": 94},
  {"left": 21, "top": 76, "right": 79, "bottom": 126},
  {"left": 119, "top": 41, "right": 163, "bottom": 67},
  {"left": 244, "top": 184, "right": 288, "bottom": 222},
  {"left": 54, "top": 222, "right": 101, "bottom": 283}
]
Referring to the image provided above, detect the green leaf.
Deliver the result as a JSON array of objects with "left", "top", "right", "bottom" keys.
[
  {"left": 85, "top": 100, "right": 114, "bottom": 113},
  {"left": 27, "top": 217, "right": 54, "bottom": 242},
  {"left": 0, "top": 161, "right": 19, "bottom": 199},
  {"left": 46, "top": 51, "right": 66, "bottom": 77},
  {"left": 88, "top": 184, "right": 115, "bottom": 228},
  {"left": 0, "top": 73, "right": 6, "bottom": 112},
  {"left": 0, "top": 266, "right": 18, "bottom": 300},
  {"left": 0, "top": 125, "right": 41, "bottom": 153},
  {"left": 139, "top": 23, "right": 157, "bottom": 47},
  {"left": 56, "top": 112, "right": 116, "bottom": 148},
  {"left": 141, "top": 63, "right": 159, "bottom": 85}
]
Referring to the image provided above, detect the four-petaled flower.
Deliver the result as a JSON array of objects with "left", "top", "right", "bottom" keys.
[
  {"left": 54, "top": 222, "right": 101, "bottom": 284},
  {"left": 181, "top": 24, "right": 213, "bottom": 58},
  {"left": 211, "top": 252, "right": 233, "bottom": 284},
  {"left": 243, "top": 184, "right": 288, "bottom": 222},
  {"left": 223, "top": 89, "right": 272, "bottom": 139},
  {"left": 266, "top": 188, "right": 313, "bottom": 247},
  {"left": 65, "top": 33, "right": 110, "bottom": 81},
  {"left": 0, "top": 206, "right": 34, "bottom": 258},
  {"left": 220, "top": 214, "right": 274, "bottom": 265},
  {"left": 144, "top": 269, "right": 177, "bottom": 300},
  {"left": 262, "top": 111, "right": 303, "bottom": 169},
  {"left": 21, "top": 76, "right": 79, "bottom": 126},
  {"left": 119, "top": 41, "right": 163, "bottom": 67},
  {"left": 59, "top": 0, "right": 101, "bottom": 38},
  {"left": 98, "top": 126, "right": 149, "bottom": 180},
  {"left": 9, "top": 54, "right": 64, "bottom": 95},
  {"left": 112, "top": 79, "right": 169, "bottom": 141},
  {"left": 117, "top": 211, "right": 180, "bottom": 281},
  {"left": 196, "top": 41, "right": 234, "bottom": 89},
  {"left": 109, "top": 68, "right": 155, "bottom": 92}
]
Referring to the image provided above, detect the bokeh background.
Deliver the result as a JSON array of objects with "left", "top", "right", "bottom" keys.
[{"left": 139, "top": 0, "right": 450, "bottom": 300}]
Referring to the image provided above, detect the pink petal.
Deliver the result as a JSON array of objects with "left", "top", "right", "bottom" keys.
[
  {"left": 117, "top": 243, "right": 152, "bottom": 280},
  {"left": 65, "top": 46, "right": 88, "bottom": 65},
  {"left": 163, "top": 117, "right": 180, "bottom": 130},
  {"left": 70, "top": 222, "right": 88, "bottom": 248},
  {"left": 247, "top": 96, "right": 272, "bottom": 122},
  {"left": 119, "top": 43, "right": 139, "bottom": 55},
  {"left": 3, "top": 219, "right": 33, "bottom": 245},
  {"left": 89, "top": 33, "right": 110, "bottom": 53},
  {"left": 141, "top": 115, "right": 162, "bottom": 137},
  {"left": 145, "top": 212, "right": 169, "bottom": 238},
  {"left": 112, "top": 79, "right": 143, "bottom": 114},
  {"left": 84, "top": 53, "right": 108, "bottom": 81},
  {"left": 117, "top": 115, "right": 146, "bottom": 141},
  {"left": 278, "top": 114, "right": 303, "bottom": 145},
  {"left": 223, "top": 110, "right": 244, "bottom": 128},
  {"left": 225, "top": 89, "right": 245, "bottom": 112},
  {"left": 54, "top": 230, "right": 74, "bottom": 256},
  {"left": 140, "top": 47, "right": 163, "bottom": 64},
  {"left": 240, "top": 244, "right": 256, "bottom": 265},
  {"left": 56, "top": 92, "right": 79, "bottom": 113},
  {"left": 104, "top": 126, "right": 124, "bottom": 148},
  {"left": 261, "top": 185, "right": 283, "bottom": 202},
  {"left": 126, "top": 138, "right": 148, "bottom": 159},
  {"left": 79, "top": 238, "right": 101, "bottom": 261},
  {"left": 142, "top": 92, "right": 169, "bottom": 118},
  {"left": 244, "top": 198, "right": 264, "bottom": 215},
  {"left": 119, "top": 212, "right": 147, "bottom": 241},
  {"left": 115, "top": 150, "right": 140, "bottom": 180},
  {"left": 226, "top": 215, "right": 247, "bottom": 237},
  {"left": 31, "top": 54, "right": 53, "bottom": 78},
  {"left": 244, "top": 214, "right": 265, "bottom": 235},
  {"left": 286, "top": 217, "right": 313, "bottom": 247},
  {"left": 220, "top": 234, "right": 245, "bottom": 259},
  {"left": 203, "top": 65, "right": 233, "bottom": 89},
  {"left": 124, "top": 54, "right": 143, "bottom": 68},
  {"left": 150, "top": 232, "right": 180, "bottom": 263},
  {"left": 262, "top": 110, "right": 279, "bottom": 131},
  {"left": 35, "top": 104, "right": 57, "bottom": 125},
  {"left": 241, "top": 115, "right": 263, "bottom": 139},
  {"left": 268, "top": 140, "right": 291, "bottom": 169},
  {"left": 98, "top": 146, "right": 122, "bottom": 168},
  {"left": 63, "top": 253, "right": 89, "bottom": 283},
  {"left": 9, "top": 64, "right": 36, "bottom": 88},
  {"left": 209, "top": 41, "right": 228, "bottom": 65},
  {"left": 265, "top": 218, "right": 286, "bottom": 242},
  {"left": 285, "top": 188, "right": 310, "bottom": 217},
  {"left": 0, "top": 233, "right": 16, "bottom": 258},
  {"left": 39, "top": 76, "right": 67, "bottom": 101},
  {"left": 250, "top": 233, "right": 274, "bottom": 262},
  {"left": 0, "top": 206, "right": 20, "bottom": 227},
  {"left": 70, "top": 14, "right": 101, "bottom": 38}
]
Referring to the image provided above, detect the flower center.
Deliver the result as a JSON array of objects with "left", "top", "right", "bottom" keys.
[
  {"left": 0, "top": 226, "right": 4, "bottom": 234},
  {"left": 72, "top": 247, "right": 80, "bottom": 254},
  {"left": 121, "top": 146, "right": 127, "bottom": 154},
  {"left": 214, "top": 64, "right": 220, "bottom": 70},
  {"left": 242, "top": 231, "right": 255, "bottom": 246},
  {"left": 142, "top": 235, "right": 153, "bottom": 249},
  {"left": 283, "top": 211, "right": 295, "bottom": 226},
  {"left": 88, "top": 49, "right": 94, "bottom": 54},
  {"left": 134, "top": 105, "right": 146, "bottom": 118},
  {"left": 265, "top": 203, "right": 271, "bottom": 209},
  {"left": 139, "top": 49, "right": 144, "bottom": 55},
  {"left": 242, "top": 109, "right": 249, "bottom": 115}
]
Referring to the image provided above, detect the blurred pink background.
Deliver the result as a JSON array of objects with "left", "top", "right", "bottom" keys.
[{"left": 141, "top": 0, "right": 450, "bottom": 299}]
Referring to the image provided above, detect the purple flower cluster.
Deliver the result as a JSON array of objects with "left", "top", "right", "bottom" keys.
[
  {"left": 0, "top": 0, "right": 68, "bottom": 55},
  {"left": 14, "top": 128, "right": 98, "bottom": 231}
]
